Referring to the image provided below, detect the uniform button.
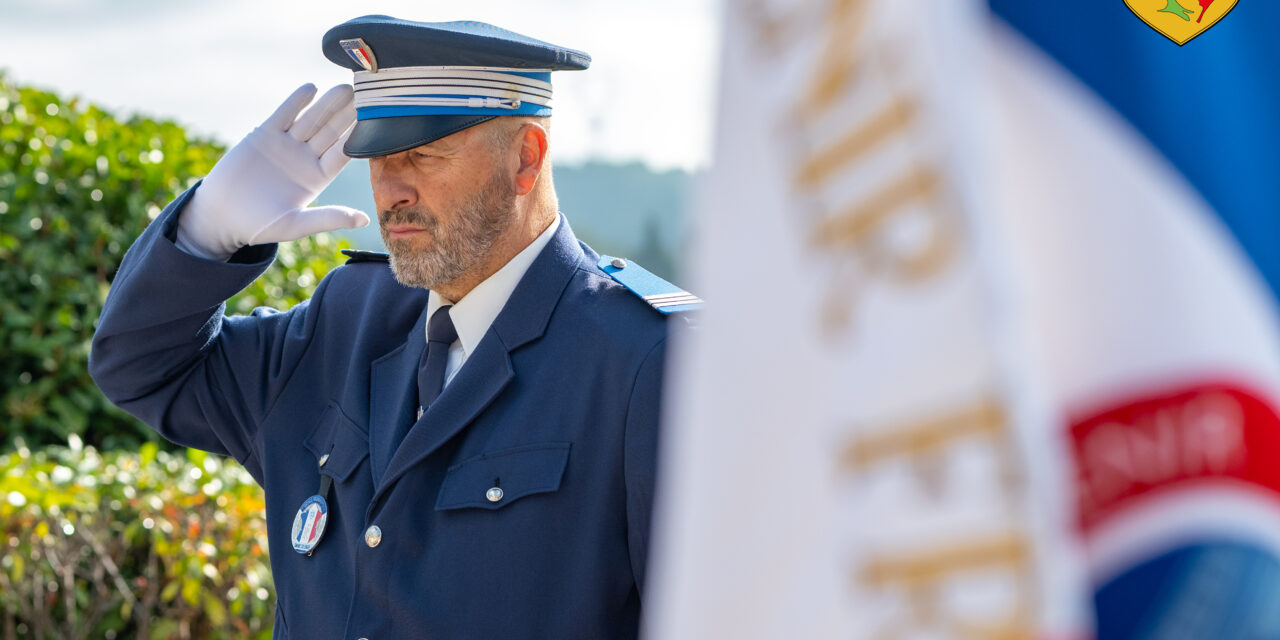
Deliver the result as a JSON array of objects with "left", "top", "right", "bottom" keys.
[
  {"left": 610, "top": 257, "right": 627, "bottom": 269},
  {"left": 364, "top": 525, "right": 382, "bottom": 548},
  {"left": 486, "top": 487, "right": 504, "bottom": 502},
  {"left": 318, "top": 453, "right": 330, "bottom": 467}
]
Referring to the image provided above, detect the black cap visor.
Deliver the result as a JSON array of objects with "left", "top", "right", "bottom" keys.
[{"left": 344, "top": 114, "right": 497, "bottom": 158}]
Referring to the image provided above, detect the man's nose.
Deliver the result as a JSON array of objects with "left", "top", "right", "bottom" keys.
[{"left": 371, "top": 164, "right": 418, "bottom": 212}]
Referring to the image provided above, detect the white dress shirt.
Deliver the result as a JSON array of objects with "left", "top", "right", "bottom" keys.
[{"left": 425, "top": 214, "right": 562, "bottom": 388}]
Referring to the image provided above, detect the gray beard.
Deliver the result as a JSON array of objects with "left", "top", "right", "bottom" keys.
[{"left": 381, "top": 171, "right": 516, "bottom": 291}]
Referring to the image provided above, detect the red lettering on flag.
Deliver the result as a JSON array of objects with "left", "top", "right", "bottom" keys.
[{"left": 1069, "top": 382, "right": 1280, "bottom": 534}]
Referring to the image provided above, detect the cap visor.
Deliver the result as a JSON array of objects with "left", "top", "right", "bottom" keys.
[{"left": 343, "top": 115, "right": 496, "bottom": 158}]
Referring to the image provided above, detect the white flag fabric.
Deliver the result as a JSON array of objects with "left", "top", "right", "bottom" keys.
[{"left": 647, "top": 0, "right": 1280, "bottom": 637}]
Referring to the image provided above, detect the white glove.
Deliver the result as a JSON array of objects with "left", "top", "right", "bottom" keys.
[{"left": 175, "top": 83, "right": 370, "bottom": 260}]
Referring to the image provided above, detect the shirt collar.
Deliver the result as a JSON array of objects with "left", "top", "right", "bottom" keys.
[{"left": 425, "top": 214, "right": 563, "bottom": 355}]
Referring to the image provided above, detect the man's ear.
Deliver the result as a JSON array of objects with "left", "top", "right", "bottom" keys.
[{"left": 513, "top": 122, "right": 548, "bottom": 196}]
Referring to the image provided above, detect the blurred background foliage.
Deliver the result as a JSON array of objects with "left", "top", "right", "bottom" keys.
[
  {"left": 0, "top": 71, "right": 350, "bottom": 452},
  {"left": 0, "top": 439, "right": 274, "bottom": 639},
  {"left": 0, "top": 74, "right": 354, "bottom": 636}
]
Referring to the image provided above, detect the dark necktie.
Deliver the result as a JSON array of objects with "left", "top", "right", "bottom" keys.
[{"left": 417, "top": 305, "right": 458, "bottom": 412}]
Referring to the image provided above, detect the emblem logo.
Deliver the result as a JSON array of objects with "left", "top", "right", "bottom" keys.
[
  {"left": 291, "top": 495, "right": 329, "bottom": 555},
  {"left": 339, "top": 38, "right": 379, "bottom": 73},
  {"left": 1124, "top": 0, "right": 1239, "bottom": 45}
]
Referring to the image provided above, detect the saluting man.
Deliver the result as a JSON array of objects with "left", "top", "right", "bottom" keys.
[{"left": 89, "top": 16, "right": 699, "bottom": 640}]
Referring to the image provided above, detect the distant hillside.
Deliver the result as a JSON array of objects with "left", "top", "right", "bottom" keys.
[
  {"left": 555, "top": 161, "right": 694, "bottom": 280},
  {"left": 316, "top": 160, "right": 694, "bottom": 281}
]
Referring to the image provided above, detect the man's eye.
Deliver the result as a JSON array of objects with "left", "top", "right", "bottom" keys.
[{"left": 413, "top": 151, "right": 433, "bottom": 159}]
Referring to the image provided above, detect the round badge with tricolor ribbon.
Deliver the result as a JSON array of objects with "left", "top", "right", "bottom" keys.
[{"left": 291, "top": 495, "right": 329, "bottom": 555}]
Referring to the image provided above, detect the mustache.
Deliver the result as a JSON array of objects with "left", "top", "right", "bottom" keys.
[{"left": 379, "top": 207, "right": 440, "bottom": 229}]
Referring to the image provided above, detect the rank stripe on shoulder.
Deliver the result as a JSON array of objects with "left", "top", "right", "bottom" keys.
[
  {"left": 598, "top": 255, "right": 703, "bottom": 314},
  {"left": 645, "top": 293, "right": 703, "bottom": 306}
]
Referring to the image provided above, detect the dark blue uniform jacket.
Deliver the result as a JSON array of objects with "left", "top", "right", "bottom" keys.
[{"left": 90, "top": 186, "right": 670, "bottom": 639}]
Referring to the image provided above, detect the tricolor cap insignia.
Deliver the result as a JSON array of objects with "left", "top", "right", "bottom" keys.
[{"left": 339, "top": 38, "right": 378, "bottom": 72}]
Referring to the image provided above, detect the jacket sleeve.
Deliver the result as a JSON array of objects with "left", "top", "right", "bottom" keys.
[
  {"left": 89, "top": 184, "right": 326, "bottom": 481},
  {"left": 623, "top": 336, "right": 668, "bottom": 597}
]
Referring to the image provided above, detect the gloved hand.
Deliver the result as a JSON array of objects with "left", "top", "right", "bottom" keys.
[{"left": 175, "top": 83, "right": 370, "bottom": 260}]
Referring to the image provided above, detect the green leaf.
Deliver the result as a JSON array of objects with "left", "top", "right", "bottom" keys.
[
  {"left": 151, "top": 619, "right": 179, "bottom": 640},
  {"left": 204, "top": 592, "right": 228, "bottom": 627},
  {"left": 185, "top": 447, "right": 207, "bottom": 468},
  {"left": 160, "top": 579, "right": 180, "bottom": 603},
  {"left": 181, "top": 576, "right": 200, "bottom": 606},
  {"left": 140, "top": 441, "right": 157, "bottom": 467}
]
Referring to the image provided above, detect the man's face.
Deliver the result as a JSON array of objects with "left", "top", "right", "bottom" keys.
[{"left": 368, "top": 124, "right": 517, "bottom": 292}]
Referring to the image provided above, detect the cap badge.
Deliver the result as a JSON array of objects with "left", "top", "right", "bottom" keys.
[{"left": 339, "top": 38, "right": 379, "bottom": 73}]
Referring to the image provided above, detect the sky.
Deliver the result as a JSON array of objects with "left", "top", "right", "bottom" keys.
[{"left": 0, "top": 0, "right": 722, "bottom": 171}]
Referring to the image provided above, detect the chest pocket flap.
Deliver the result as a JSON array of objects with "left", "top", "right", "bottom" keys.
[
  {"left": 303, "top": 403, "right": 369, "bottom": 483},
  {"left": 436, "top": 442, "right": 571, "bottom": 511}
]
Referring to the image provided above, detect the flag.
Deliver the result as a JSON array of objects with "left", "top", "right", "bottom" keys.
[{"left": 646, "top": 0, "right": 1280, "bottom": 637}]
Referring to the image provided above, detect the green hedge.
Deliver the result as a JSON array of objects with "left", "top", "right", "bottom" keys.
[
  {"left": 0, "top": 71, "right": 351, "bottom": 452},
  {"left": 0, "top": 440, "right": 273, "bottom": 639}
]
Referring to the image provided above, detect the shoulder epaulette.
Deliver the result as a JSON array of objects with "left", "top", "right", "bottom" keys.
[
  {"left": 341, "top": 249, "right": 391, "bottom": 264},
  {"left": 598, "top": 255, "right": 703, "bottom": 314}
]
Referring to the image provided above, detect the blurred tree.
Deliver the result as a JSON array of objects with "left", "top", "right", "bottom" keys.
[
  {"left": 632, "top": 214, "right": 676, "bottom": 282},
  {"left": 0, "top": 72, "right": 351, "bottom": 452}
]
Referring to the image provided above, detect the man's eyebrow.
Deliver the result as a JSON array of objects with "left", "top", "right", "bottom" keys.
[{"left": 418, "top": 141, "right": 457, "bottom": 154}]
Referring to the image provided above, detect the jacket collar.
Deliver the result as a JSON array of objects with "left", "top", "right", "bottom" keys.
[{"left": 490, "top": 213, "right": 586, "bottom": 351}]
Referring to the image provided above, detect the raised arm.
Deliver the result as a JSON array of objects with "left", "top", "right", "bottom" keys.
[{"left": 89, "top": 84, "right": 367, "bottom": 480}]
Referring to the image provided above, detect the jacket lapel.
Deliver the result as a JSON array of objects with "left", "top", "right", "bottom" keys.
[
  {"left": 367, "top": 304, "right": 428, "bottom": 483},
  {"left": 376, "top": 216, "right": 588, "bottom": 492}
]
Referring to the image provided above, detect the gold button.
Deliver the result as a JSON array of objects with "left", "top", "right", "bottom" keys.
[
  {"left": 364, "top": 525, "right": 382, "bottom": 548},
  {"left": 318, "top": 454, "right": 330, "bottom": 468},
  {"left": 486, "top": 487, "right": 504, "bottom": 502}
]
